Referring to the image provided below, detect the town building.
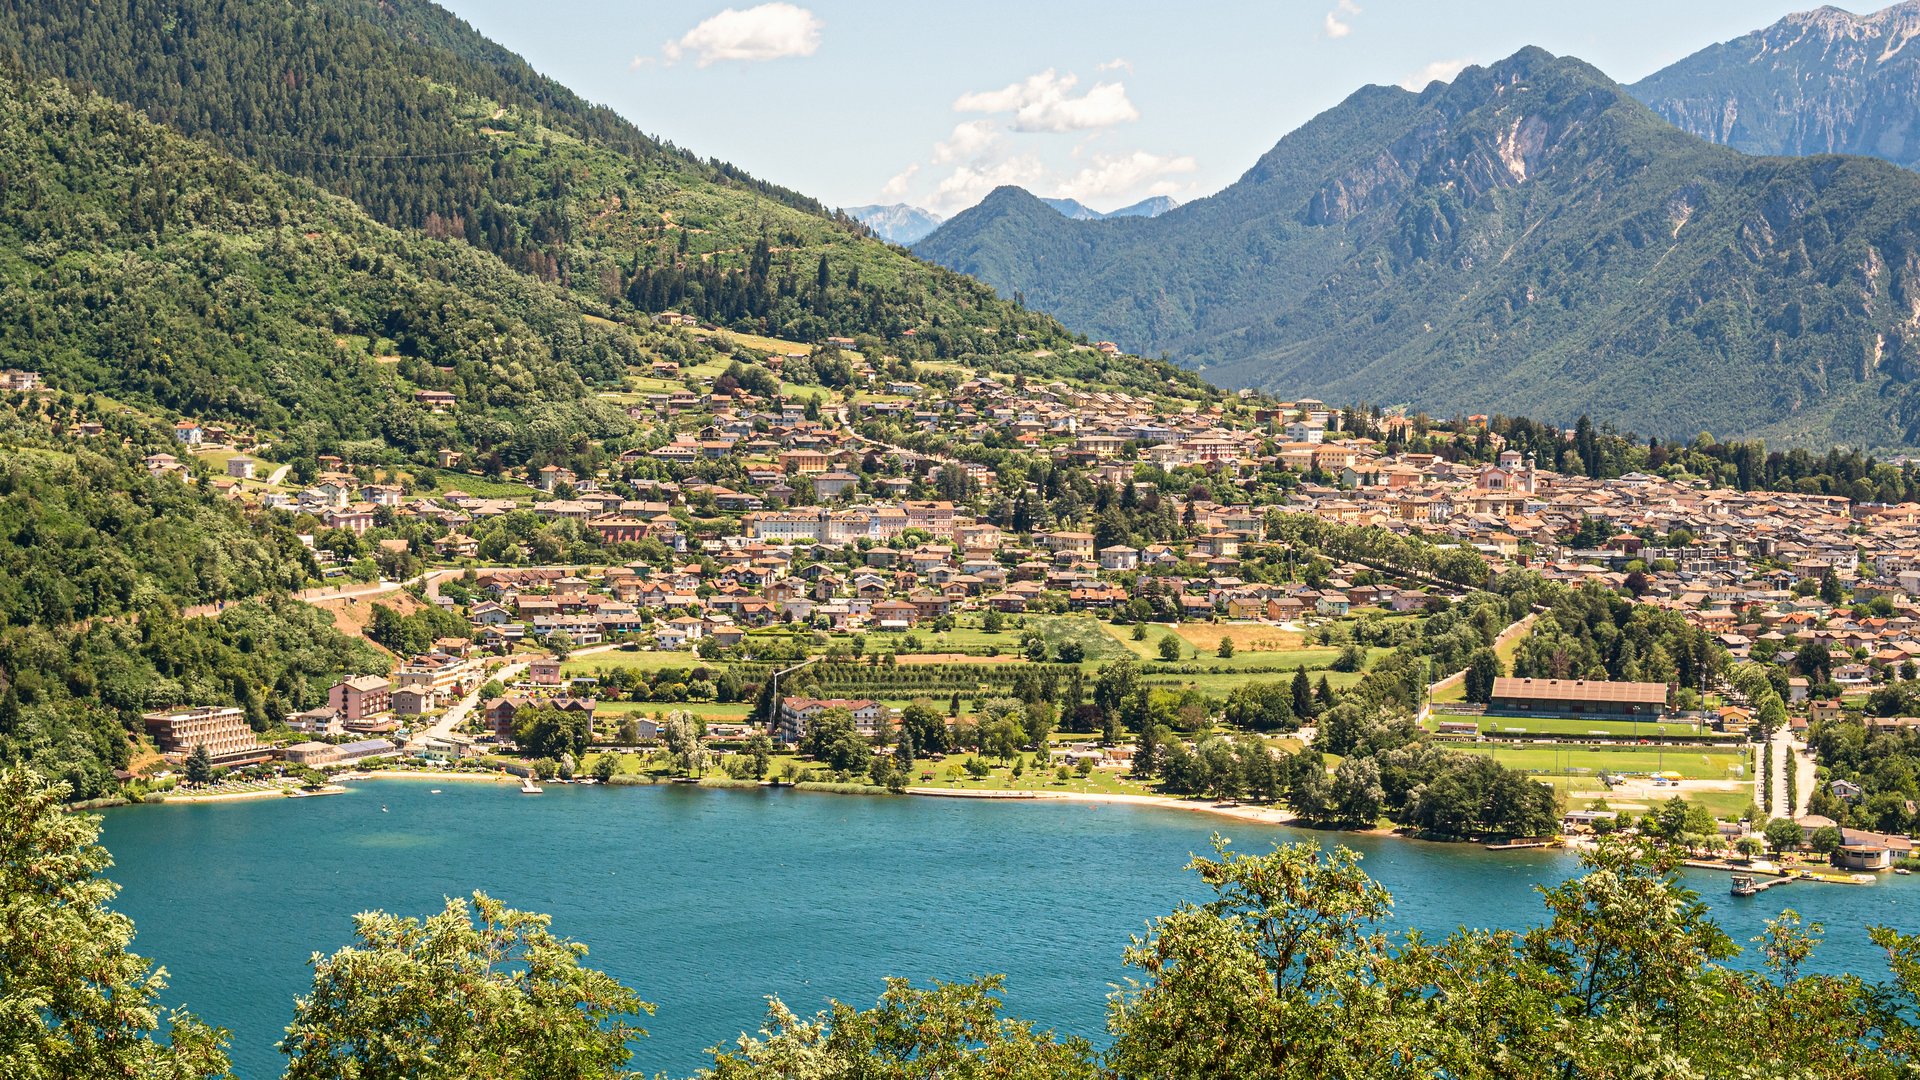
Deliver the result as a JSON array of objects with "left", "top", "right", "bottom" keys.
[{"left": 142, "top": 706, "right": 270, "bottom": 768}]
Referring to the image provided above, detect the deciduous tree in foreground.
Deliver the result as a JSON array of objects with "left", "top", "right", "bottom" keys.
[
  {"left": 0, "top": 768, "right": 232, "bottom": 1079},
  {"left": 281, "top": 893, "right": 653, "bottom": 1080}
]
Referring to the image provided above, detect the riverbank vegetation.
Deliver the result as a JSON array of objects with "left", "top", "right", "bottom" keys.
[{"left": 9, "top": 765, "right": 1920, "bottom": 1079}]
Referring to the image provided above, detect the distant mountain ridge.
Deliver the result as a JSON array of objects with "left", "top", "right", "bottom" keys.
[
  {"left": 847, "top": 203, "right": 946, "bottom": 245},
  {"left": 1632, "top": 1, "right": 1920, "bottom": 169},
  {"left": 916, "top": 46, "right": 1920, "bottom": 447},
  {"left": 1042, "top": 195, "right": 1179, "bottom": 220},
  {"left": 850, "top": 194, "right": 1177, "bottom": 243}
]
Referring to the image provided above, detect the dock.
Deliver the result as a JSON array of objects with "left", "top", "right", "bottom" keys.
[
  {"left": 1483, "top": 838, "right": 1559, "bottom": 851},
  {"left": 1730, "top": 873, "right": 1793, "bottom": 897}
]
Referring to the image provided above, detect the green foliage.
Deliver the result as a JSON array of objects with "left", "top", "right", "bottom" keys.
[
  {"left": 0, "top": 0, "right": 1076, "bottom": 368},
  {"left": 0, "top": 435, "right": 316, "bottom": 625},
  {"left": 799, "top": 707, "right": 870, "bottom": 774},
  {"left": 511, "top": 705, "right": 591, "bottom": 761},
  {"left": 0, "top": 72, "right": 644, "bottom": 453},
  {"left": 0, "top": 768, "right": 232, "bottom": 1079},
  {"left": 365, "top": 603, "right": 469, "bottom": 657},
  {"left": 699, "top": 976, "right": 1095, "bottom": 1079},
  {"left": 281, "top": 892, "right": 652, "bottom": 1080}
]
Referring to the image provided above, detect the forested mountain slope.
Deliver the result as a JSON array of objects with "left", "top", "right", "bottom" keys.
[
  {"left": 917, "top": 48, "right": 1920, "bottom": 447},
  {"left": 0, "top": 0, "right": 1070, "bottom": 358},
  {"left": 0, "top": 70, "right": 644, "bottom": 459},
  {"left": 0, "top": 410, "right": 385, "bottom": 800},
  {"left": 1632, "top": 2, "right": 1920, "bottom": 170}
]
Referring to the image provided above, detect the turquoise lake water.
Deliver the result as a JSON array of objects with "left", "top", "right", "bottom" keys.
[{"left": 98, "top": 781, "right": 1919, "bottom": 1078}]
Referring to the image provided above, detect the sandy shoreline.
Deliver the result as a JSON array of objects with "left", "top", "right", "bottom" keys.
[
  {"left": 904, "top": 786, "right": 1302, "bottom": 826},
  {"left": 342, "top": 769, "right": 518, "bottom": 785}
]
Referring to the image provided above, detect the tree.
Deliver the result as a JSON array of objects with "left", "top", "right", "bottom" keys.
[
  {"left": 661, "top": 712, "right": 705, "bottom": 776},
  {"left": 900, "top": 700, "right": 950, "bottom": 756},
  {"left": 1765, "top": 817, "right": 1805, "bottom": 855},
  {"left": 1092, "top": 661, "right": 1140, "bottom": 733},
  {"left": 591, "top": 755, "right": 617, "bottom": 784},
  {"left": 1330, "top": 756, "right": 1384, "bottom": 827},
  {"left": 800, "top": 708, "right": 870, "bottom": 774},
  {"left": 1463, "top": 647, "right": 1503, "bottom": 705},
  {"left": 1157, "top": 634, "right": 1183, "bottom": 661},
  {"left": 0, "top": 769, "right": 232, "bottom": 1079},
  {"left": 702, "top": 977, "right": 1095, "bottom": 1079},
  {"left": 1223, "top": 682, "right": 1295, "bottom": 733},
  {"left": 282, "top": 893, "right": 652, "bottom": 1080},
  {"left": 1291, "top": 666, "right": 1314, "bottom": 719},
  {"left": 1809, "top": 824, "right": 1845, "bottom": 856},
  {"left": 1217, "top": 637, "right": 1235, "bottom": 659},
  {"left": 747, "top": 734, "right": 774, "bottom": 779},
  {"left": 893, "top": 728, "right": 916, "bottom": 779},
  {"left": 513, "top": 706, "right": 591, "bottom": 761},
  {"left": 1107, "top": 838, "right": 1392, "bottom": 1079},
  {"left": 185, "top": 744, "right": 214, "bottom": 786}
]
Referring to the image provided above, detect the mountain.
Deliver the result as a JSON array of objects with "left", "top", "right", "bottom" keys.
[
  {"left": 0, "top": 69, "right": 646, "bottom": 450},
  {"left": 0, "top": 0, "right": 1073, "bottom": 362},
  {"left": 1106, "top": 196, "right": 1180, "bottom": 219},
  {"left": 917, "top": 47, "right": 1920, "bottom": 447},
  {"left": 1632, "top": 2, "right": 1920, "bottom": 169},
  {"left": 1041, "top": 197, "right": 1106, "bottom": 220},
  {"left": 1037, "top": 195, "right": 1179, "bottom": 220},
  {"left": 847, "top": 203, "right": 946, "bottom": 245}
]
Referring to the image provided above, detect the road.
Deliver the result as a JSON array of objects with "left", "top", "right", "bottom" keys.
[
  {"left": 1760, "top": 725, "right": 1817, "bottom": 818},
  {"left": 409, "top": 660, "right": 527, "bottom": 749},
  {"left": 264, "top": 463, "right": 291, "bottom": 486}
]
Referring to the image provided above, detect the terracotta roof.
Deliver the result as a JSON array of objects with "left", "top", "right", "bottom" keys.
[{"left": 1490, "top": 677, "right": 1667, "bottom": 705}]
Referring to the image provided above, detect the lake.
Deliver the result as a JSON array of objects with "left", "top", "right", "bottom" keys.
[{"left": 98, "top": 780, "right": 1918, "bottom": 1079}]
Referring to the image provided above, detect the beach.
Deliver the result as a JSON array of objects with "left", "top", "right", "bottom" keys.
[{"left": 905, "top": 786, "right": 1302, "bottom": 826}]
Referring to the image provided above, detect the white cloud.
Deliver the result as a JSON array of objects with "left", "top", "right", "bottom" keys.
[
  {"left": 954, "top": 69, "right": 1139, "bottom": 133},
  {"left": 931, "top": 156, "right": 1051, "bottom": 215},
  {"left": 1097, "top": 57, "right": 1134, "bottom": 74},
  {"left": 657, "top": 3, "right": 821, "bottom": 67},
  {"left": 1054, "top": 151, "right": 1198, "bottom": 203},
  {"left": 1323, "top": 0, "right": 1359, "bottom": 39},
  {"left": 879, "top": 164, "right": 919, "bottom": 200},
  {"left": 931, "top": 120, "right": 1003, "bottom": 165},
  {"left": 1401, "top": 58, "right": 1471, "bottom": 90}
]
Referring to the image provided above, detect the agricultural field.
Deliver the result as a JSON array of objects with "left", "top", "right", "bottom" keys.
[{"left": 412, "top": 469, "right": 541, "bottom": 500}]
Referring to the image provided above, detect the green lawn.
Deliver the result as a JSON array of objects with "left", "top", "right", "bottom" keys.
[
  {"left": 1438, "top": 715, "right": 1736, "bottom": 740},
  {"left": 562, "top": 650, "right": 705, "bottom": 676},
  {"left": 592, "top": 700, "right": 751, "bottom": 721},
  {"left": 1452, "top": 743, "right": 1750, "bottom": 781}
]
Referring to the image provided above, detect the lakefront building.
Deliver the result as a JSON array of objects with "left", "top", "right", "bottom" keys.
[{"left": 142, "top": 705, "right": 271, "bottom": 768}]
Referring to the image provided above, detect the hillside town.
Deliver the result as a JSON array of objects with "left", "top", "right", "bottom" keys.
[{"left": 16, "top": 323, "right": 1902, "bottom": 876}]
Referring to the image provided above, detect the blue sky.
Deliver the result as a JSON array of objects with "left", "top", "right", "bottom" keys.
[{"left": 437, "top": 0, "right": 1827, "bottom": 216}]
